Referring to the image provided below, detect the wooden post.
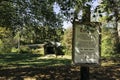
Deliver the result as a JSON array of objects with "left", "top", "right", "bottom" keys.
[{"left": 80, "top": 66, "right": 89, "bottom": 80}]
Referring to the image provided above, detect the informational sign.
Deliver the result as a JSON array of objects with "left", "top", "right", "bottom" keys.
[{"left": 72, "top": 22, "right": 101, "bottom": 65}]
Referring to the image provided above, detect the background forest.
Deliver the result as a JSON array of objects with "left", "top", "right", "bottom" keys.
[
  {"left": 0, "top": 0, "right": 120, "bottom": 57},
  {"left": 0, "top": 1, "right": 120, "bottom": 79}
]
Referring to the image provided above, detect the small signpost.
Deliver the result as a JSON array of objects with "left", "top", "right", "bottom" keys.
[{"left": 72, "top": 21, "right": 101, "bottom": 80}]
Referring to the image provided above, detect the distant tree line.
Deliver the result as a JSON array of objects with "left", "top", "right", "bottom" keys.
[{"left": 0, "top": 0, "right": 120, "bottom": 56}]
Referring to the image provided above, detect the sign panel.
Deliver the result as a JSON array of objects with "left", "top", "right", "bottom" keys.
[{"left": 72, "top": 22, "right": 101, "bottom": 65}]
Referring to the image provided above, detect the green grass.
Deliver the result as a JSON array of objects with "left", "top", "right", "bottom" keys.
[
  {"left": 0, "top": 53, "right": 71, "bottom": 69},
  {"left": 1, "top": 53, "right": 119, "bottom": 70}
]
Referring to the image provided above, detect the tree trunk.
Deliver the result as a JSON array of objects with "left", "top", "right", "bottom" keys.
[{"left": 113, "top": 9, "right": 120, "bottom": 53}]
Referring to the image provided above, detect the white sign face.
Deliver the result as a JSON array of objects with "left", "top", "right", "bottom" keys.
[{"left": 73, "top": 23, "right": 100, "bottom": 65}]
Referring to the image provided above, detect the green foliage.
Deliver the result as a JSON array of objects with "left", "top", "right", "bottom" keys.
[
  {"left": 0, "top": 0, "right": 63, "bottom": 28},
  {"left": 0, "top": 1, "right": 16, "bottom": 27},
  {"left": 94, "top": 0, "right": 120, "bottom": 22},
  {"left": 1, "top": 0, "right": 120, "bottom": 57},
  {"left": 0, "top": 39, "right": 12, "bottom": 54},
  {"left": 11, "top": 47, "right": 19, "bottom": 53},
  {"left": 0, "top": 39, "right": 4, "bottom": 53},
  {"left": 96, "top": 1, "right": 120, "bottom": 55},
  {"left": 32, "top": 48, "right": 44, "bottom": 55},
  {"left": 62, "top": 27, "right": 72, "bottom": 55},
  {"left": 15, "top": 26, "right": 64, "bottom": 44},
  {"left": 0, "top": 0, "right": 95, "bottom": 29},
  {"left": 101, "top": 26, "right": 119, "bottom": 57},
  {"left": 19, "top": 45, "right": 31, "bottom": 53},
  {"left": 0, "top": 27, "right": 14, "bottom": 53},
  {"left": 102, "top": 34, "right": 113, "bottom": 57}
]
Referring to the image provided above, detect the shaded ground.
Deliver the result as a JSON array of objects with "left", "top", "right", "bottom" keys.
[
  {"left": 0, "top": 53, "right": 120, "bottom": 80},
  {"left": 0, "top": 65, "right": 120, "bottom": 80},
  {"left": 0, "top": 53, "right": 71, "bottom": 69}
]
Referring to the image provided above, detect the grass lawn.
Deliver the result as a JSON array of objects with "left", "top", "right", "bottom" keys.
[
  {"left": 0, "top": 53, "right": 120, "bottom": 69},
  {"left": 0, "top": 53, "right": 72, "bottom": 69},
  {"left": 0, "top": 53, "right": 120, "bottom": 80}
]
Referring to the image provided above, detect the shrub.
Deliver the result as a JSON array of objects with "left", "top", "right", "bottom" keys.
[
  {"left": 62, "top": 28, "right": 72, "bottom": 55},
  {"left": 101, "top": 27, "right": 114, "bottom": 57},
  {"left": 0, "top": 39, "right": 12, "bottom": 54},
  {"left": 0, "top": 27, "right": 14, "bottom": 54},
  {"left": 0, "top": 39, "right": 4, "bottom": 53},
  {"left": 19, "top": 45, "right": 31, "bottom": 53},
  {"left": 11, "top": 47, "right": 19, "bottom": 53}
]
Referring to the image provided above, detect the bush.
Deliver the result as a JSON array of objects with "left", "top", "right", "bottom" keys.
[
  {"left": 0, "top": 39, "right": 4, "bottom": 53},
  {"left": 62, "top": 28, "right": 72, "bottom": 55},
  {"left": 11, "top": 47, "right": 19, "bottom": 53},
  {"left": 0, "top": 27, "right": 14, "bottom": 54},
  {"left": 0, "top": 39, "right": 12, "bottom": 54},
  {"left": 102, "top": 36, "right": 114, "bottom": 57},
  {"left": 19, "top": 45, "right": 31, "bottom": 53},
  {"left": 101, "top": 27, "right": 115, "bottom": 57},
  {"left": 32, "top": 48, "right": 44, "bottom": 55}
]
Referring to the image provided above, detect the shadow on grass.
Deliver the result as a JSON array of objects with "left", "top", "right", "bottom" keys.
[
  {"left": 0, "top": 65, "right": 80, "bottom": 80},
  {"left": 0, "top": 53, "right": 71, "bottom": 69},
  {"left": 0, "top": 64, "right": 120, "bottom": 80},
  {"left": 0, "top": 53, "right": 41, "bottom": 61},
  {"left": 0, "top": 53, "right": 120, "bottom": 80}
]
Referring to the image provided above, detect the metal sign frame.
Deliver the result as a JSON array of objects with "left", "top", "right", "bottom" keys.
[{"left": 72, "top": 21, "right": 101, "bottom": 66}]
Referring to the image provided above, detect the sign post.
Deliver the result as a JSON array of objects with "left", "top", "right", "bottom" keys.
[
  {"left": 72, "top": 21, "right": 101, "bottom": 80},
  {"left": 80, "top": 66, "right": 89, "bottom": 80}
]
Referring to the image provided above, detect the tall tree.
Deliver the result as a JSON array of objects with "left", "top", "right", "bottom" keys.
[
  {"left": 0, "top": 0, "right": 16, "bottom": 28},
  {"left": 0, "top": 0, "right": 65, "bottom": 43},
  {"left": 98, "top": 0, "right": 120, "bottom": 53},
  {"left": 0, "top": 0, "right": 95, "bottom": 28}
]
